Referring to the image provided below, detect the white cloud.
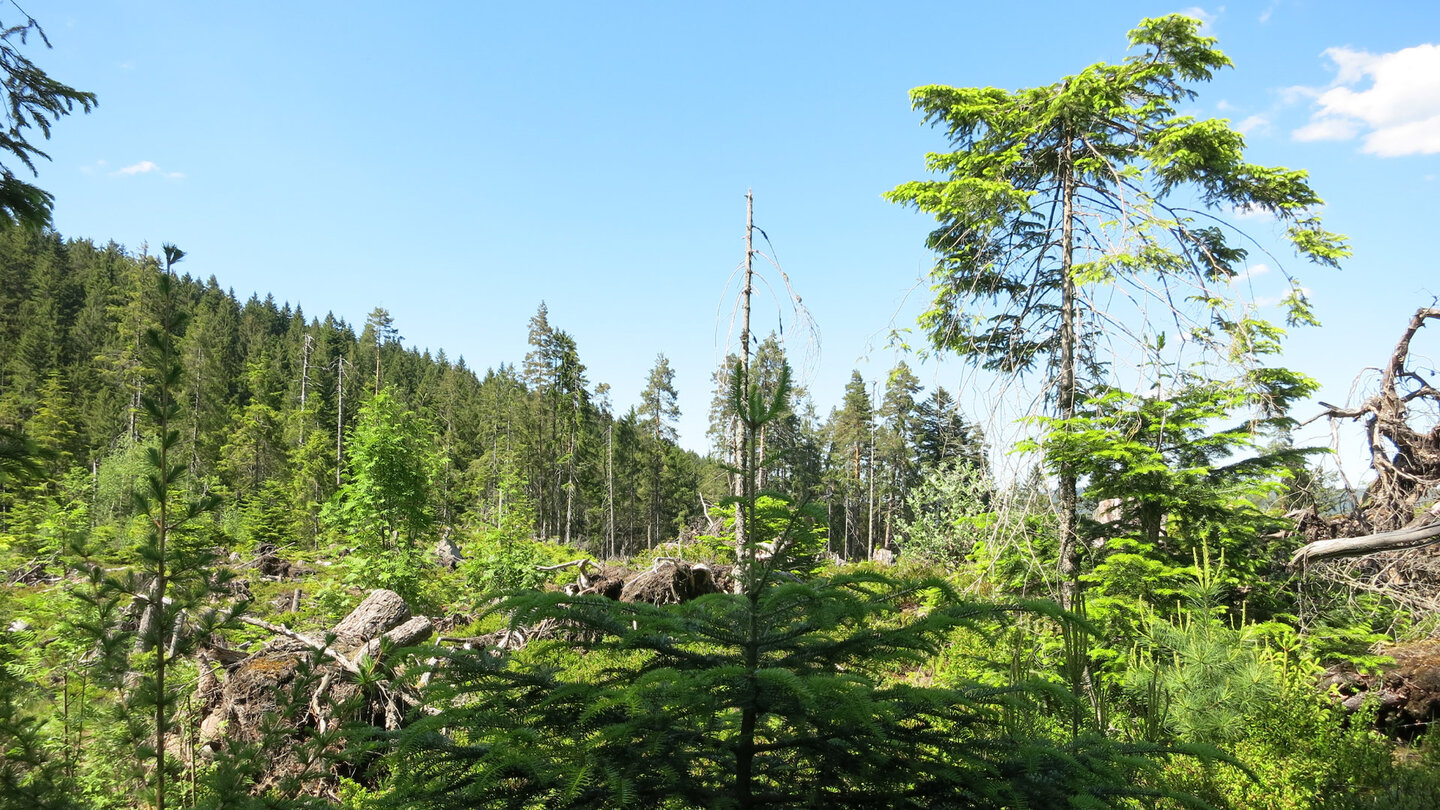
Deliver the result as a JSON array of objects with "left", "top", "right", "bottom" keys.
[
  {"left": 1362, "top": 114, "right": 1440, "bottom": 157},
  {"left": 1237, "top": 114, "right": 1270, "bottom": 135},
  {"left": 117, "top": 160, "right": 159, "bottom": 175},
  {"left": 1258, "top": 0, "right": 1281, "bottom": 24},
  {"left": 1291, "top": 43, "right": 1440, "bottom": 156},
  {"left": 113, "top": 160, "right": 184, "bottom": 179},
  {"left": 1179, "top": 6, "right": 1219, "bottom": 30},
  {"left": 1279, "top": 84, "right": 1316, "bottom": 105},
  {"left": 1232, "top": 263, "right": 1271, "bottom": 283},
  {"left": 1293, "top": 116, "right": 1361, "bottom": 142},
  {"left": 1216, "top": 99, "right": 1235, "bottom": 111}
]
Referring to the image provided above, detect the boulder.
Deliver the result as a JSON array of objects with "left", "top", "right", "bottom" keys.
[{"left": 435, "top": 536, "right": 464, "bottom": 569}]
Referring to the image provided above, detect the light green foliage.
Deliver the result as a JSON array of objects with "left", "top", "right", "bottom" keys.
[
  {"left": 326, "top": 388, "right": 438, "bottom": 549},
  {"left": 63, "top": 255, "right": 248, "bottom": 810},
  {"left": 887, "top": 12, "right": 1347, "bottom": 608},
  {"left": 0, "top": 580, "right": 81, "bottom": 810},
  {"left": 687, "top": 494, "right": 826, "bottom": 571},
  {"left": 898, "top": 462, "right": 1061, "bottom": 601},
  {"left": 1028, "top": 373, "right": 1322, "bottom": 629},
  {"left": 378, "top": 346, "right": 1212, "bottom": 810},
  {"left": 386, "top": 567, "right": 1206, "bottom": 808},
  {"left": 460, "top": 460, "right": 556, "bottom": 596},
  {"left": 323, "top": 387, "right": 439, "bottom": 602},
  {"left": 899, "top": 460, "right": 997, "bottom": 568},
  {"left": 1122, "top": 561, "right": 1280, "bottom": 744},
  {"left": 1159, "top": 679, "right": 1440, "bottom": 809},
  {"left": 886, "top": 14, "right": 1346, "bottom": 373}
]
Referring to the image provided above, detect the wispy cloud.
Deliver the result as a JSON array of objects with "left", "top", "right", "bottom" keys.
[
  {"left": 1178, "top": 6, "right": 1221, "bottom": 30},
  {"left": 112, "top": 160, "right": 185, "bottom": 179},
  {"left": 1232, "top": 263, "right": 1271, "bottom": 284},
  {"left": 1237, "top": 114, "right": 1271, "bottom": 135},
  {"left": 1291, "top": 43, "right": 1440, "bottom": 156}
]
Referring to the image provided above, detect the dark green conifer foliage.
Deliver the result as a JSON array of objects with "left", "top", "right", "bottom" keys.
[
  {"left": 824, "top": 370, "right": 874, "bottom": 559},
  {"left": 0, "top": 14, "right": 97, "bottom": 230}
]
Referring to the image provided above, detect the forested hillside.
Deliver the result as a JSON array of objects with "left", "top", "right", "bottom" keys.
[
  {"left": 6, "top": 10, "right": 1440, "bottom": 810},
  {"left": 0, "top": 226, "right": 991, "bottom": 564}
]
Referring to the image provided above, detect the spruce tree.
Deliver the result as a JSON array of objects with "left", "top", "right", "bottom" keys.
[
  {"left": 69, "top": 247, "right": 247, "bottom": 810},
  {"left": 378, "top": 360, "right": 1206, "bottom": 809}
]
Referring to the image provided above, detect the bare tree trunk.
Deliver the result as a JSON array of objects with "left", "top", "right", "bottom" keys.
[
  {"left": 735, "top": 190, "right": 754, "bottom": 548},
  {"left": 606, "top": 421, "right": 615, "bottom": 559},
  {"left": 1292, "top": 503, "right": 1440, "bottom": 565},
  {"left": 1057, "top": 136, "right": 1080, "bottom": 611}
]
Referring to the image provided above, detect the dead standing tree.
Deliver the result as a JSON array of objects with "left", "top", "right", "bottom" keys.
[{"left": 1292, "top": 308, "right": 1440, "bottom": 594}]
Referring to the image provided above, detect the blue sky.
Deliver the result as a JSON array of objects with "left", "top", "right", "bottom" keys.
[{"left": 30, "top": 1, "right": 1440, "bottom": 480}]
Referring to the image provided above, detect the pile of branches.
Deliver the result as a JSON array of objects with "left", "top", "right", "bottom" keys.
[
  {"left": 543, "top": 556, "right": 736, "bottom": 605},
  {"left": 196, "top": 589, "right": 433, "bottom": 797}
]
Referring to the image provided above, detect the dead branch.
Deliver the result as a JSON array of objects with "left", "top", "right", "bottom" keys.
[
  {"left": 1299, "top": 308, "right": 1440, "bottom": 538},
  {"left": 536, "top": 558, "right": 595, "bottom": 572},
  {"left": 1292, "top": 519, "right": 1440, "bottom": 566},
  {"left": 238, "top": 616, "right": 360, "bottom": 674}
]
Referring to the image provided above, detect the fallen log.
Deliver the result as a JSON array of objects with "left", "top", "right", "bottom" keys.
[
  {"left": 358, "top": 615, "right": 434, "bottom": 661},
  {"left": 332, "top": 588, "right": 411, "bottom": 647},
  {"left": 1291, "top": 517, "right": 1440, "bottom": 566}
]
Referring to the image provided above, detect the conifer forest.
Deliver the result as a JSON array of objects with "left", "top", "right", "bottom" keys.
[{"left": 6, "top": 10, "right": 1440, "bottom": 810}]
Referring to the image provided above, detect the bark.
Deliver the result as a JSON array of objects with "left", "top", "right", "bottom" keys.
[
  {"left": 1057, "top": 133, "right": 1080, "bottom": 610},
  {"left": 1291, "top": 519, "right": 1440, "bottom": 566},
  {"left": 332, "top": 588, "right": 411, "bottom": 647},
  {"left": 240, "top": 616, "right": 360, "bottom": 674},
  {"left": 358, "top": 616, "right": 433, "bottom": 661}
]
